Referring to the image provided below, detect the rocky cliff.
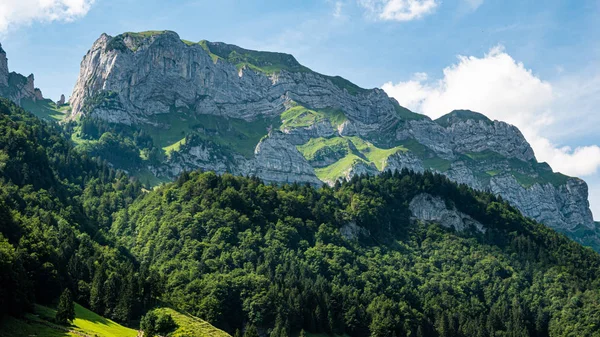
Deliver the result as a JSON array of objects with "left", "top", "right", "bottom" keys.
[
  {"left": 0, "top": 43, "right": 45, "bottom": 105},
  {"left": 68, "top": 31, "right": 595, "bottom": 238}
]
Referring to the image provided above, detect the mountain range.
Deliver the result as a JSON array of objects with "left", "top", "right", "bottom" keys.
[
  {"left": 51, "top": 30, "right": 597, "bottom": 249},
  {"left": 2, "top": 30, "right": 600, "bottom": 337}
]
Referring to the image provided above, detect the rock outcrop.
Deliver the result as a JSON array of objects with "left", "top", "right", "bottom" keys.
[
  {"left": 57, "top": 94, "right": 66, "bottom": 106},
  {"left": 0, "top": 43, "right": 45, "bottom": 105},
  {"left": 0, "top": 44, "right": 8, "bottom": 88},
  {"left": 68, "top": 31, "right": 596, "bottom": 238},
  {"left": 409, "top": 193, "right": 485, "bottom": 232}
]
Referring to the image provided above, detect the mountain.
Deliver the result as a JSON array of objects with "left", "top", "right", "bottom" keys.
[
  {"left": 0, "top": 43, "right": 44, "bottom": 105},
  {"left": 67, "top": 30, "right": 595, "bottom": 244},
  {"left": 0, "top": 43, "right": 69, "bottom": 121},
  {"left": 1, "top": 81, "right": 600, "bottom": 336}
]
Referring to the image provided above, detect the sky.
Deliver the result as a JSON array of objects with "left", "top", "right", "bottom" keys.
[{"left": 1, "top": 0, "right": 599, "bottom": 219}]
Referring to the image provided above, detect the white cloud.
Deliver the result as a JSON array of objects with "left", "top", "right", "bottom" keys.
[
  {"left": 463, "top": 0, "right": 483, "bottom": 11},
  {"left": 0, "top": 0, "right": 95, "bottom": 33},
  {"left": 333, "top": 1, "right": 344, "bottom": 18},
  {"left": 358, "top": 0, "right": 438, "bottom": 21},
  {"left": 382, "top": 45, "right": 600, "bottom": 177}
]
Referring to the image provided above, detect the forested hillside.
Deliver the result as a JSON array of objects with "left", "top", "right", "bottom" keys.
[
  {"left": 0, "top": 98, "right": 154, "bottom": 323},
  {"left": 2, "top": 96, "right": 600, "bottom": 337},
  {"left": 112, "top": 170, "right": 600, "bottom": 337}
]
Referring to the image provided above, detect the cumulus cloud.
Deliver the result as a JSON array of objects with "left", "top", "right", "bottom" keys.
[
  {"left": 463, "top": 0, "right": 484, "bottom": 11},
  {"left": 382, "top": 45, "right": 600, "bottom": 177},
  {"left": 333, "top": 1, "right": 344, "bottom": 18},
  {"left": 358, "top": 0, "right": 438, "bottom": 21},
  {"left": 0, "top": 0, "right": 95, "bottom": 33}
]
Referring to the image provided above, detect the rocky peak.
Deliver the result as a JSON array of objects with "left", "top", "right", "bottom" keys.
[
  {"left": 435, "top": 109, "right": 491, "bottom": 127},
  {"left": 434, "top": 109, "right": 535, "bottom": 162},
  {"left": 68, "top": 31, "right": 596, "bottom": 247},
  {"left": 57, "top": 94, "right": 66, "bottom": 106},
  {"left": 0, "top": 44, "right": 44, "bottom": 105},
  {"left": 0, "top": 43, "right": 8, "bottom": 88}
]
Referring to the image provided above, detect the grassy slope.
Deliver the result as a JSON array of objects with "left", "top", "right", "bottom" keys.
[
  {"left": 0, "top": 303, "right": 137, "bottom": 337},
  {"left": 280, "top": 105, "right": 347, "bottom": 130},
  {"left": 153, "top": 307, "right": 230, "bottom": 337},
  {"left": 21, "top": 99, "right": 69, "bottom": 121},
  {"left": 0, "top": 304, "right": 231, "bottom": 337},
  {"left": 147, "top": 110, "right": 278, "bottom": 159}
]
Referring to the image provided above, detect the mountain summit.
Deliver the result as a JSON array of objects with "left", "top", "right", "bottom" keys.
[{"left": 68, "top": 31, "right": 594, "bottom": 244}]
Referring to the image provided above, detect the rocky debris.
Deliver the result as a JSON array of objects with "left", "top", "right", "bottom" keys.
[
  {"left": 57, "top": 94, "right": 66, "bottom": 106},
  {"left": 409, "top": 193, "right": 485, "bottom": 232}
]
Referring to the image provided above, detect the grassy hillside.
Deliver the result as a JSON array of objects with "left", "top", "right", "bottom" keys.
[
  {"left": 0, "top": 303, "right": 137, "bottom": 337},
  {"left": 20, "top": 98, "right": 69, "bottom": 121},
  {"left": 152, "top": 307, "right": 230, "bottom": 337}
]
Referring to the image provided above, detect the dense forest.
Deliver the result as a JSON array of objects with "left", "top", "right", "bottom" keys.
[
  {"left": 113, "top": 170, "right": 600, "bottom": 336},
  {"left": 0, "top": 98, "right": 156, "bottom": 323},
  {"left": 1, "top": 97, "right": 600, "bottom": 336}
]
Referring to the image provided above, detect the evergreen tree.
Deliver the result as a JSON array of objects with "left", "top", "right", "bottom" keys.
[
  {"left": 244, "top": 325, "right": 259, "bottom": 337},
  {"left": 55, "top": 288, "right": 75, "bottom": 325}
]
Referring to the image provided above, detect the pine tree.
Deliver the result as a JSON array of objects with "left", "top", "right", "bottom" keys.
[
  {"left": 244, "top": 324, "right": 259, "bottom": 337},
  {"left": 55, "top": 288, "right": 75, "bottom": 325}
]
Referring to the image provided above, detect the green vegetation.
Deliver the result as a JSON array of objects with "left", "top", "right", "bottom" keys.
[
  {"left": 314, "top": 153, "right": 371, "bottom": 182},
  {"left": 325, "top": 75, "right": 369, "bottom": 96},
  {"left": 463, "top": 150, "right": 571, "bottom": 188},
  {"left": 435, "top": 109, "right": 492, "bottom": 127},
  {"left": 197, "top": 40, "right": 311, "bottom": 74},
  {"left": 163, "top": 137, "right": 187, "bottom": 155},
  {"left": 348, "top": 137, "right": 407, "bottom": 170},
  {"left": 3, "top": 96, "right": 600, "bottom": 337},
  {"left": 0, "top": 98, "right": 154, "bottom": 325},
  {"left": 152, "top": 307, "right": 230, "bottom": 337},
  {"left": 0, "top": 315, "right": 77, "bottom": 337},
  {"left": 392, "top": 101, "right": 426, "bottom": 120},
  {"left": 280, "top": 105, "right": 347, "bottom": 130},
  {"left": 32, "top": 304, "right": 138, "bottom": 337},
  {"left": 55, "top": 289, "right": 75, "bottom": 325},
  {"left": 21, "top": 98, "right": 68, "bottom": 121},
  {"left": 110, "top": 170, "right": 600, "bottom": 337},
  {"left": 297, "top": 137, "right": 352, "bottom": 165}
]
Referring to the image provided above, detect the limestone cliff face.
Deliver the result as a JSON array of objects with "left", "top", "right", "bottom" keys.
[
  {"left": 409, "top": 193, "right": 485, "bottom": 232},
  {"left": 0, "top": 43, "right": 45, "bottom": 105},
  {"left": 69, "top": 31, "right": 595, "bottom": 236},
  {"left": 0, "top": 44, "right": 8, "bottom": 88}
]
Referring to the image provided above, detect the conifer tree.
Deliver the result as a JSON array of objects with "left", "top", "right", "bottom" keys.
[{"left": 55, "top": 288, "right": 75, "bottom": 325}]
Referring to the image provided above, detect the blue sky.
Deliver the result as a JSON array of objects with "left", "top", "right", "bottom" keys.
[{"left": 1, "top": 0, "right": 600, "bottom": 218}]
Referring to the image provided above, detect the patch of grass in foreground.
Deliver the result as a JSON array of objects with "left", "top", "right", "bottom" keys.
[
  {"left": 152, "top": 307, "right": 230, "bottom": 337},
  {"left": 0, "top": 315, "right": 75, "bottom": 337},
  {"left": 34, "top": 303, "right": 137, "bottom": 337}
]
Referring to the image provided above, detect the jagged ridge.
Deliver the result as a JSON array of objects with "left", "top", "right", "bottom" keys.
[{"left": 67, "top": 30, "right": 596, "bottom": 247}]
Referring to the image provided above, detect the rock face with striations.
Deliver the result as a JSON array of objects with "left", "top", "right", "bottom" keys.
[
  {"left": 69, "top": 31, "right": 595, "bottom": 242},
  {"left": 0, "top": 43, "right": 45, "bottom": 105}
]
